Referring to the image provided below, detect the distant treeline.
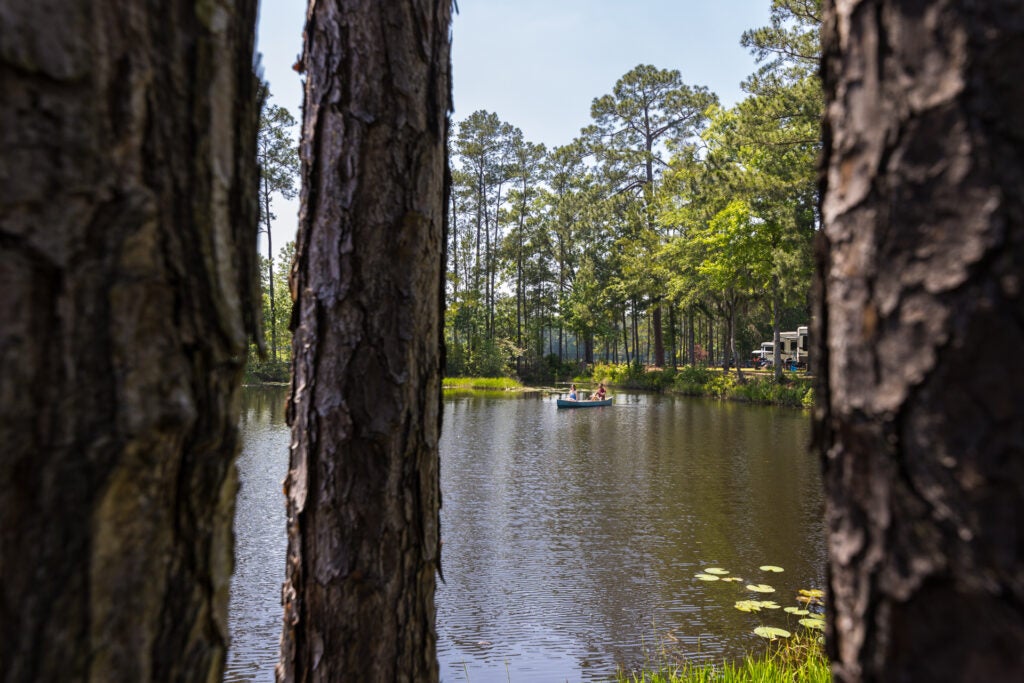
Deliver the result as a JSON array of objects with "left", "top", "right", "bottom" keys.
[{"left": 446, "top": 2, "right": 822, "bottom": 383}]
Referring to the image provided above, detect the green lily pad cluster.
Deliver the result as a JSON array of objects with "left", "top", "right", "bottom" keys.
[
  {"left": 694, "top": 566, "right": 734, "bottom": 581},
  {"left": 692, "top": 564, "right": 826, "bottom": 641},
  {"left": 735, "top": 600, "right": 780, "bottom": 612},
  {"left": 753, "top": 588, "right": 826, "bottom": 639},
  {"left": 746, "top": 583, "right": 776, "bottom": 593}
]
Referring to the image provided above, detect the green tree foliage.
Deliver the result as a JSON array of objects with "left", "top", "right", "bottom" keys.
[
  {"left": 443, "top": 6, "right": 824, "bottom": 381},
  {"left": 249, "top": 241, "right": 295, "bottom": 382},
  {"left": 741, "top": 0, "right": 822, "bottom": 84},
  {"left": 588, "top": 64, "right": 718, "bottom": 193},
  {"left": 505, "top": 134, "right": 548, "bottom": 372},
  {"left": 452, "top": 111, "right": 518, "bottom": 340},
  {"left": 256, "top": 90, "right": 299, "bottom": 364},
  {"left": 587, "top": 65, "right": 718, "bottom": 367},
  {"left": 269, "top": 241, "right": 295, "bottom": 357}
]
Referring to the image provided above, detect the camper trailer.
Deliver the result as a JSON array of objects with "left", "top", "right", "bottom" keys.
[
  {"left": 780, "top": 331, "right": 799, "bottom": 360},
  {"left": 752, "top": 341, "right": 775, "bottom": 367},
  {"left": 753, "top": 325, "right": 810, "bottom": 369},
  {"left": 796, "top": 325, "right": 809, "bottom": 368}
]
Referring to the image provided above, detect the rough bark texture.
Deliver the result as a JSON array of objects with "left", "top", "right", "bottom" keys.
[
  {"left": 653, "top": 305, "right": 665, "bottom": 367},
  {"left": 815, "top": 1, "right": 1024, "bottom": 680},
  {"left": 0, "top": 2, "right": 260, "bottom": 682},
  {"left": 277, "top": 1, "right": 450, "bottom": 681}
]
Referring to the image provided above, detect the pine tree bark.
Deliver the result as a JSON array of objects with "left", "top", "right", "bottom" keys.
[
  {"left": 0, "top": 2, "right": 260, "bottom": 681},
  {"left": 816, "top": 1, "right": 1024, "bottom": 680},
  {"left": 277, "top": 1, "right": 451, "bottom": 681},
  {"left": 653, "top": 304, "right": 665, "bottom": 367}
]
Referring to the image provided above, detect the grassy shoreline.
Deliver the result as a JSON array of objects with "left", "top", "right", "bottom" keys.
[
  {"left": 617, "top": 633, "right": 829, "bottom": 682},
  {"left": 582, "top": 364, "right": 814, "bottom": 408},
  {"left": 441, "top": 367, "right": 813, "bottom": 408},
  {"left": 255, "top": 370, "right": 811, "bottom": 408},
  {"left": 442, "top": 376, "right": 525, "bottom": 391}
]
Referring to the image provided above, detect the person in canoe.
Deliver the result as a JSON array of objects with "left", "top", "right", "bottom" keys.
[
  {"left": 568, "top": 384, "right": 578, "bottom": 401},
  {"left": 592, "top": 383, "right": 607, "bottom": 401}
]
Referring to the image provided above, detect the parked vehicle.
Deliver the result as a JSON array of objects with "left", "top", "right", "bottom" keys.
[
  {"left": 797, "top": 325, "right": 809, "bottom": 366},
  {"left": 752, "top": 325, "right": 810, "bottom": 370}
]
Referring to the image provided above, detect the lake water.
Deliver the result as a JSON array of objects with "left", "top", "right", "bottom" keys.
[{"left": 226, "top": 387, "right": 824, "bottom": 682}]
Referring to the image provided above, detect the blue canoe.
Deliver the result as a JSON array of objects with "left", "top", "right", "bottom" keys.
[{"left": 556, "top": 398, "right": 612, "bottom": 408}]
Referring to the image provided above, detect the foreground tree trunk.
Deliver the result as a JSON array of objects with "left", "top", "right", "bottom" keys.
[
  {"left": 0, "top": 2, "right": 260, "bottom": 681},
  {"left": 278, "top": 1, "right": 451, "bottom": 680},
  {"left": 816, "top": 1, "right": 1024, "bottom": 680}
]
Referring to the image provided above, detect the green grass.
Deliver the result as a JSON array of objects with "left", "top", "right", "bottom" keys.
[
  {"left": 616, "top": 633, "right": 829, "bottom": 683},
  {"left": 442, "top": 376, "right": 523, "bottom": 391}
]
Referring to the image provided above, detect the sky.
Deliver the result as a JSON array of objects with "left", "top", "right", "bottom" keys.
[{"left": 254, "top": 0, "right": 772, "bottom": 249}]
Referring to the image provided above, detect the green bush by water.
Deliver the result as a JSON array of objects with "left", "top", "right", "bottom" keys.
[
  {"left": 244, "top": 358, "right": 290, "bottom": 384},
  {"left": 583, "top": 364, "right": 814, "bottom": 408},
  {"left": 585, "top": 362, "right": 678, "bottom": 391},
  {"left": 728, "top": 375, "right": 813, "bottom": 407}
]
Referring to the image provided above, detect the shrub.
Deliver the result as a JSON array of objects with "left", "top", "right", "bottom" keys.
[
  {"left": 245, "top": 361, "right": 289, "bottom": 384},
  {"left": 581, "top": 363, "right": 815, "bottom": 408},
  {"left": 801, "top": 387, "right": 815, "bottom": 409},
  {"left": 729, "top": 374, "right": 813, "bottom": 407}
]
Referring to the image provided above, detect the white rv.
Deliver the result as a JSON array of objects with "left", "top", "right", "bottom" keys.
[
  {"left": 779, "top": 331, "right": 799, "bottom": 360},
  {"left": 751, "top": 341, "right": 775, "bottom": 366},
  {"left": 753, "top": 326, "right": 810, "bottom": 368}
]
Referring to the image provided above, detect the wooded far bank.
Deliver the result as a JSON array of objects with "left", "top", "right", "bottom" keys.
[{"left": 444, "top": 2, "right": 820, "bottom": 383}]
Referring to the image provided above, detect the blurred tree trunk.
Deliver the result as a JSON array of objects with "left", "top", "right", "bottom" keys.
[
  {"left": 277, "top": 1, "right": 450, "bottom": 681},
  {"left": 0, "top": 2, "right": 261, "bottom": 681},
  {"left": 815, "top": 1, "right": 1024, "bottom": 680}
]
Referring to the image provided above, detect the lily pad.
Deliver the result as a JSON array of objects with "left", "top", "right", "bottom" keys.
[
  {"left": 753, "top": 626, "right": 791, "bottom": 640},
  {"left": 746, "top": 584, "right": 775, "bottom": 593},
  {"left": 704, "top": 567, "right": 730, "bottom": 575},
  {"left": 720, "top": 577, "right": 744, "bottom": 582},
  {"left": 695, "top": 573, "right": 720, "bottom": 581},
  {"left": 735, "top": 599, "right": 782, "bottom": 612},
  {"left": 796, "top": 588, "right": 825, "bottom": 606},
  {"left": 735, "top": 600, "right": 764, "bottom": 612},
  {"left": 800, "top": 618, "right": 826, "bottom": 631},
  {"left": 759, "top": 565, "right": 785, "bottom": 572},
  {"left": 784, "top": 607, "right": 810, "bottom": 616}
]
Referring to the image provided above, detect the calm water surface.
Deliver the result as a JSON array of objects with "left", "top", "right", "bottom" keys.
[
  {"left": 226, "top": 387, "right": 289, "bottom": 683},
  {"left": 226, "top": 387, "right": 824, "bottom": 682}
]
